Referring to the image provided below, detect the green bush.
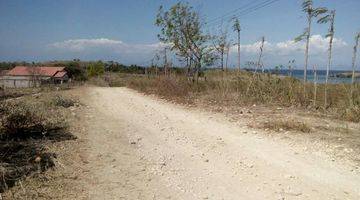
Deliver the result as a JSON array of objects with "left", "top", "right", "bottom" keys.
[
  {"left": 87, "top": 61, "right": 105, "bottom": 77},
  {"left": 65, "top": 61, "right": 87, "bottom": 81}
]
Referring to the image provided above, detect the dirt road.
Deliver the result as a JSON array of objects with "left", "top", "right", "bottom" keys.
[{"left": 75, "top": 87, "right": 360, "bottom": 199}]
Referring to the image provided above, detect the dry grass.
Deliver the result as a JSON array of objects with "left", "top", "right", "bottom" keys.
[
  {"left": 109, "top": 70, "right": 360, "bottom": 122},
  {"left": 0, "top": 92, "right": 75, "bottom": 193},
  {"left": 260, "top": 119, "right": 311, "bottom": 133}
]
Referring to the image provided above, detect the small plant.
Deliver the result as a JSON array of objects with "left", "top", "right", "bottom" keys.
[
  {"left": 53, "top": 95, "right": 75, "bottom": 108},
  {"left": 261, "top": 119, "right": 311, "bottom": 133}
]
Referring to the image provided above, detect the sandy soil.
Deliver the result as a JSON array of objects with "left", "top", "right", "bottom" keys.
[{"left": 60, "top": 86, "right": 360, "bottom": 200}]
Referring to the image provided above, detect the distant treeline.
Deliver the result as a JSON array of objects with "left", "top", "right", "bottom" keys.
[{"left": 0, "top": 60, "right": 189, "bottom": 81}]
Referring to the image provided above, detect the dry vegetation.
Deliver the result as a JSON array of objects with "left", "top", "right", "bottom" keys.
[
  {"left": 0, "top": 92, "right": 77, "bottom": 195},
  {"left": 260, "top": 119, "right": 311, "bottom": 133},
  {"left": 107, "top": 70, "right": 360, "bottom": 123}
]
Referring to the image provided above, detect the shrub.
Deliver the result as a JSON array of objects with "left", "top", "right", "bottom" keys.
[
  {"left": 52, "top": 95, "right": 75, "bottom": 108},
  {"left": 261, "top": 120, "right": 311, "bottom": 133},
  {"left": 65, "top": 61, "right": 87, "bottom": 81},
  {"left": 87, "top": 61, "right": 105, "bottom": 77}
]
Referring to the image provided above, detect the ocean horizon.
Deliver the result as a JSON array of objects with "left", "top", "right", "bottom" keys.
[{"left": 239, "top": 68, "right": 360, "bottom": 84}]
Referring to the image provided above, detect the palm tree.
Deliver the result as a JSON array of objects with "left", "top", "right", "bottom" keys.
[
  {"left": 318, "top": 10, "right": 336, "bottom": 108},
  {"left": 295, "top": 0, "right": 327, "bottom": 97},
  {"left": 233, "top": 18, "right": 241, "bottom": 71},
  {"left": 351, "top": 32, "right": 360, "bottom": 101}
]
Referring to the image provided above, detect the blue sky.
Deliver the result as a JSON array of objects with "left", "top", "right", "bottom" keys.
[{"left": 0, "top": 0, "right": 359, "bottom": 69}]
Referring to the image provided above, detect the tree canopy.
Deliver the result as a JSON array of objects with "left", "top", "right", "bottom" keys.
[{"left": 155, "top": 2, "right": 216, "bottom": 72}]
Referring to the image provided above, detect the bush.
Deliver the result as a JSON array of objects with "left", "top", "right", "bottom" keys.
[
  {"left": 65, "top": 61, "right": 87, "bottom": 81},
  {"left": 87, "top": 61, "right": 105, "bottom": 77},
  {"left": 52, "top": 95, "right": 75, "bottom": 108}
]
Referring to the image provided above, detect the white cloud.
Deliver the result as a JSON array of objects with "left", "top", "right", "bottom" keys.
[
  {"left": 230, "top": 35, "right": 347, "bottom": 56},
  {"left": 48, "top": 36, "right": 350, "bottom": 67},
  {"left": 50, "top": 38, "right": 165, "bottom": 53},
  {"left": 51, "top": 38, "right": 123, "bottom": 51}
]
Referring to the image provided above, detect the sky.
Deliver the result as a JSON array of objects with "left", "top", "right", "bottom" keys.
[{"left": 0, "top": 0, "right": 359, "bottom": 70}]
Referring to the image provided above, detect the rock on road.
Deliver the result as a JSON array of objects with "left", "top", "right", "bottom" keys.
[{"left": 76, "top": 87, "right": 360, "bottom": 200}]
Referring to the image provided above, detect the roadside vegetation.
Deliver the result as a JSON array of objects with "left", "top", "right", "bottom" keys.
[
  {"left": 0, "top": 93, "right": 76, "bottom": 194},
  {"left": 114, "top": 70, "right": 359, "bottom": 123}
]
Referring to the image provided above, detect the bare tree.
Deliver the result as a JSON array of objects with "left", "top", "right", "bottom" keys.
[
  {"left": 151, "top": 52, "right": 161, "bottom": 76},
  {"left": 233, "top": 18, "right": 241, "bottom": 71},
  {"left": 224, "top": 42, "right": 231, "bottom": 72},
  {"left": 28, "top": 66, "right": 41, "bottom": 87},
  {"left": 318, "top": 10, "right": 336, "bottom": 108},
  {"left": 213, "top": 26, "right": 229, "bottom": 71},
  {"left": 163, "top": 47, "right": 169, "bottom": 76},
  {"left": 246, "top": 36, "right": 265, "bottom": 95}
]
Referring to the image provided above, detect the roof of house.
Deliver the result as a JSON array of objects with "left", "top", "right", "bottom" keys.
[
  {"left": 6, "top": 66, "right": 66, "bottom": 77},
  {"left": 54, "top": 71, "right": 67, "bottom": 78}
]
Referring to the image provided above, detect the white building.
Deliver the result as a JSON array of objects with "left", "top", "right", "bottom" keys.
[{"left": 0, "top": 66, "right": 68, "bottom": 88}]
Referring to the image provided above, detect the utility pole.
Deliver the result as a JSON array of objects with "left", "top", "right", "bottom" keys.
[
  {"left": 237, "top": 29, "right": 241, "bottom": 71},
  {"left": 233, "top": 18, "right": 241, "bottom": 71},
  {"left": 257, "top": 36, "right": 265, "bottom": 73}
]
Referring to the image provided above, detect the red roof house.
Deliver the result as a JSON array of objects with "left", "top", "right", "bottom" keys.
[
  {"left": 7, "top": 66, "right": 65, "bottom": 77},
  {"left": 1, "top": 66, "right": 68, "bottom": 88}
]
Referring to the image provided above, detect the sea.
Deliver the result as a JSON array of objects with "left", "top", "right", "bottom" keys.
[{"left": 264, "top": 69, "right": 359, "bottom": 84}]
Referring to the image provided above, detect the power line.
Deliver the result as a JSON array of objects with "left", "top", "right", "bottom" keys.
[
  {"left": 233, "top": 0, "right": 281, "bottom": 19},
  {"left": 205, "top": 0, "right": 281, "bottom": 29},
  {"left": 206, "top": 0, "right": 280, "bottom": 28},
  {"left": 205, "top": 0, "right": 263, "bottom": 25}
]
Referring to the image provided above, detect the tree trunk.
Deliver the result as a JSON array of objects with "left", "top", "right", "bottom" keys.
[
  {"left": 313, "top": 65, "right": 317, "bottom": 107},
  {"left": 351, "top": 34, "right": 359, "bottom": 102},
  {"left": 195, "top": 63, "right": 201, "bottom": 84},
  {"left": 324, "top": 11, "right": 335, "bottom": 108},
  {"left": 304, "top": 14, "right": 312, "bottom": 99},
  {"left": 237, "top": 30, "right": 241, "bottom": 71},
  {"left": 325, "top": 36, "right": 333, "bottom": 108},
  {"left": 164, "top": 47, "right": 168, "bottom": 76},
  {"left": 225, "top": 45, "right": 230, "bottom": 72},
  {"left": 221, "top": 52, "right": 224, "bottom": 71}
]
